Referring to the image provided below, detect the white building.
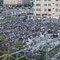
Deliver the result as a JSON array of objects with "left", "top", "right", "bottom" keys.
[
  {"left": 34, "top": 0, "right": 60, "bottom": 18},
  {"left": 4, "top": 0, "right": 18, "bottom": 5},
  {"left": 3, "top": 0, "right": 30, "bottom": 6}
]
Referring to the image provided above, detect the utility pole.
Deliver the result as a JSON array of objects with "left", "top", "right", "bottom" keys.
[
  {"left": 8, "top": 40, "right": 10, "bottom": 60},
  {"left": 8, "top": 40, "right": 10, "bottom": 54}
]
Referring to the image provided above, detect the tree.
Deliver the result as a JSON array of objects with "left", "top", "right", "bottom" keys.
[
  {"left": 0, "top": 36, "right": 5, "bottom": 50},
  {"left": 24, "top": 2, "right": 31, "bottom": 7},
  {"left": 14, "top": 41, "right": 24, "bottom": 50},
  {"left": 0, "top": 36, "right": 4, "bottom": 45}
]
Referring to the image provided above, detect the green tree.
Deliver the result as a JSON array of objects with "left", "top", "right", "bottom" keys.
[
  {"left": 0, "top": 36, "right": 5, "bottom": 50},
  {"left": 14, "top": 41, "right": 24, "bottom": 50},
  {"left": 24, "top": 2, "right": 31, "bottom": 7},
  {"left": 0, "top": 36, "right": 4, "bottom": 45}
]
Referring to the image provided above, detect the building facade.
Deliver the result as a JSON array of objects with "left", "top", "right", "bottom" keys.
[
  {"left": 3, "top": 0, "right": 30, "bottom": 6},
  {"left": 34, "top": 0, "right": 60, "bottom": 18}
]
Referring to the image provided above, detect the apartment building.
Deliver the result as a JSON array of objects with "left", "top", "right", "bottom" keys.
[
  {"left": 3, "top": 0, "right": 30, "bottom": 6},
  {"left": 34, "top": 0, "right": 60, "bottom": 18}
]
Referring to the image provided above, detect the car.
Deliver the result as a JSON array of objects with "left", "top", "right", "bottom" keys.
[{"left": 50, "top": 34, "right": 58, "bottom": 39}]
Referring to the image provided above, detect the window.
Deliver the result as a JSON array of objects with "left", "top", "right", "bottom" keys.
[
  {"left": 44, "top": 4, "right": 47, "bottom": 6},
  {"left": 48, "top": 9, "right": 51, "bottom": 11},
  {"left": 36, "top": 9, "right": 41, "bottom": 11},
  {"left": 56, "top": 4, "right": 58, "bottom": 6},
  {"left": 44, "top": 9, "right": 47, "bottom": 11},
  {"left": 36, "top": 14, "right": 41, "bottom": 16},
  {"left": 56, "top": 0, "right": 58, "bottom": 1},
  {"left": 36, "top": 4, "right": 41, "bottom": 6},
  {"left": 48, "top": 4, "right": 51, "bottom": 6},
  {"left": 56, "top": 9, "right": 58, "bottom": 12},
  {"left": 48, "top": 14, "right": 51, "bottom": 16}
]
